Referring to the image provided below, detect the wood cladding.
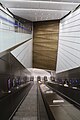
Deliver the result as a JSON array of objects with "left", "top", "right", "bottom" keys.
[{"left": 33, "top": 21, "right": 59, "bottom": 70}]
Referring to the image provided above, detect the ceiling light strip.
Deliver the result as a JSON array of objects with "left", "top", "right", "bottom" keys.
[
  {"left": 1, "top": 0, "right": 79, "bottom": 5},
  {"left": 10, "top": 8, "right": 70, "bottom": 12}
]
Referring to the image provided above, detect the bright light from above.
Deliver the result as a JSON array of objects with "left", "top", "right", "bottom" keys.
[
  {"left": 10, "top": 8, "right": 70, "bottom": 12},
  {"left": 1, "top": 0, "right": 79, "bottom": 5}
]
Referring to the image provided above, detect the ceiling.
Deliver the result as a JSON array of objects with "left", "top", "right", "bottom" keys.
[{"left": 1, "top": 0, "right": 80, "bottom": 21}]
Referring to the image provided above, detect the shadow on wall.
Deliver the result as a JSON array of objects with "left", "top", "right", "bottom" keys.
[
  {"left": 0, "top": 52, "right": 32, "bottom": 120},
  {"left": 56, "top": 67, "right": 80, "bottom": 88},
  {"left": 0, "top": 52, "right": 29, "bottom": 93}
]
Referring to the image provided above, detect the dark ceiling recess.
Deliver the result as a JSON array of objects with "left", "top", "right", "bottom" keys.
[
  {"left": 13, "top": 15, "right": 32, "bottom": 24},
  {"left": 33, "top": 20, "right": 59, "bottom": 70}
]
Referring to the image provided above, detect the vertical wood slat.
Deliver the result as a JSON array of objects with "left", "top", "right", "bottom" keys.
[{"left": 33, "top": 21, "right": 59, "bottom": 70}]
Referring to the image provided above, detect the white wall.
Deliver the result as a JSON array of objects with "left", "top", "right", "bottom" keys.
[
  {"left": 56, "top": 7, "right": 80, "bottom": 73},
  {"left": 0, "top": 7, "right": 32, "bottom": 53},
  {"left": 11, "top": 39, "right": 33, "bottom": 69},
  {"left": 0, "top": 30, "right": 32, "bottom": 52},
  {"left": 0, "top": 5, "right": 33, "bottom": 69}
]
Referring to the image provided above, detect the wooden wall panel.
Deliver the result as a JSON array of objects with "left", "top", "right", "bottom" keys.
[{"left": 33, "top": 21, "right": 59, "bottom": 70}]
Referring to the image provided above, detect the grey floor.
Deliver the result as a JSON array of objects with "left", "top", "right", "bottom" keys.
[{"left": 12, "top": 81, "right": 37, "bottom": 120}]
